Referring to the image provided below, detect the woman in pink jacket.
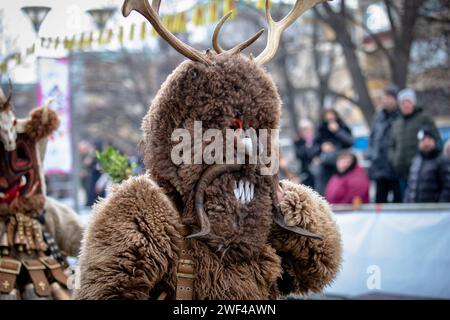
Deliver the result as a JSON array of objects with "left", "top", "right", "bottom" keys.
[{"left": 325, "top": 150, "right": 370, "bottom": 204}]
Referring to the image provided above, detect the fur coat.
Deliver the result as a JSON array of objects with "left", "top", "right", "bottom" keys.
[{"left": 75, "top": 177, "right": 341, "bottom": 299}]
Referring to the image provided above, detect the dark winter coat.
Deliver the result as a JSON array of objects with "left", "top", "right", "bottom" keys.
[
  {"left": 311, "top": 121, "right": 353, "bottom": 157},
  {"left": 389, "top": 107, "right": 440, "bottom": 178},
  {"left": 368, "top": 109, "right": 399, "bottom": 180},
  {"left": 404, "top": 150, "right": 450, "bottom": 203},
  {"left": 294, "top": 138, "right": 314, "bottom": 187}
]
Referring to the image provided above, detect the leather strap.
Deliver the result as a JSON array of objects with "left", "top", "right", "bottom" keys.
[
  {"left": 40, "top": 257, "right": 68, "bottom": 286},
  {"left": 22, "top": 259, "right": 51, "bottom": 297},
  {"left": 0, "top": 258, "right": 21, "bottom": 294},
  {"left": 175, "top": 226, "right": 195, "bottom": 300}
]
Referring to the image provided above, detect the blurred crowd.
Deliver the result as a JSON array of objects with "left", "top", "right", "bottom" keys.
[
  {"left": 283, "top": 86, "right": 450, "bottom": 205},
  {"left": 75, "top": 86, "right": 450, "bottom": 207}
]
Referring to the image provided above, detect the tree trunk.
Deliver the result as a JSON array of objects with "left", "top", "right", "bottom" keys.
[{"left": 278, "top": 40, "right": 300, "bottom": 132}]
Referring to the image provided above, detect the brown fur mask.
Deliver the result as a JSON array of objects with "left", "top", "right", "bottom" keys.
[
  {"left": 142, "top": 54, "right": 280, "bottom": 262},
  {"left": 127, "top": 0, "right": 327, "bottom": 263}
]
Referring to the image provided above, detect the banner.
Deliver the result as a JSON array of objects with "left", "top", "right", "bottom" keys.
[
  {"left": 2, "top": 0, "right": 279, "bottom": 72},
  {"left": 326, "top": 211, "right": 450, "bottom": 299},
  {"left": 37, "top": 57, "right": 72, "bottom": 175}
]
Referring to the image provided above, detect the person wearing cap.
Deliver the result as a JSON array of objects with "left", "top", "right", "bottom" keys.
[
  {"left": 404, "top": 128, "right": 450, "bottom": 203},
  {"left": 389, "top": 88, "right": 440, "bottom": 198},
  {"left": 368, "top": 85, "right": 401, "bottom": 203}
]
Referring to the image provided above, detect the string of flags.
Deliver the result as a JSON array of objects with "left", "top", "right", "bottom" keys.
[{"left": 0, "top": 0, "right": 279, "bottom": 73}]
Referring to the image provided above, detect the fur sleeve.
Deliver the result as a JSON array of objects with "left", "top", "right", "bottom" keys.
[
  {"left": 269, "top": 180, "right": 342, "bottom": 296},
  {"left": 75, "top": 176, "right": 183, "bottom": 300},
  {"left": 44, "top": 197, "right": 84, "bottom": 257}
]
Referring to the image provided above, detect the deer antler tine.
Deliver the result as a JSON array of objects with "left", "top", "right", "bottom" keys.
[
  {"left": 265, "top": 0, "right": 273, "bottom": 24},
  {"left": 255, "top": 0, "right": 327, "bottom": 65},
  {"left": 152, "top": 0, "right": 161, "bottom": 13},
  {"left": 212, "top": 11, "right": 232, "bottom": 54},
  {"left": 228, "top": 29, "right": 264, "bottom": 55},
  {"left": 122, "top": 0, "right": 211, "bottom": 65},
  {"left": 213, "top": 11, "right": 264, "bottom": 56}
]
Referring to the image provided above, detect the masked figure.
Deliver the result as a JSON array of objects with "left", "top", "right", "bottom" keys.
[
  {"left": 76, "top": 0, "right": 341, "bottom": 300},
  {"left": 0, "top": 84, "right": 83, "bottom": 299}
]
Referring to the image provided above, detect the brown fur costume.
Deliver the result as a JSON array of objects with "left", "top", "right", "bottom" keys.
[
  {"left": 1, "top": 96, "right": 84, "bottom": 299},
  {"left": 76, "top": 0, "right": 341, "bottom": 300}
]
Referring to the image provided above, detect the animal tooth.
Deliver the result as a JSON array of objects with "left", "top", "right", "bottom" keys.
[
  {"left": 20, "top": 176, "right": 27, "bottom": 186},
  {"left": 239, "top": 180, "right": 244, "bottom": 199},
  {"left": 250, "top": 183, "right": 254, "bottom": 200},
  {"left": 245, "top": 181, "right": 251, "bottom": 203},
  {"left": 233, "top": 181, "right": 240, "bottom": 200},
  {"left": 0, "top": 192, "right": 4, "bottom": 198}
]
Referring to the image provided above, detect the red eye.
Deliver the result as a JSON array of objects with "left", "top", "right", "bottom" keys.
[
  {"left": 234, "top": 117, "right": 243, "bottom": 130},
  {"left": 13, "top": 119, "right": 17, "bottom": 126}
]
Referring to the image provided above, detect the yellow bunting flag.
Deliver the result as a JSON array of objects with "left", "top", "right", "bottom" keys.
[
  {"left": 78, "top": 33, "right": 85, "bottom": 50},
  {"left": 26, "top": 44, "right": 35, "bottom": 55},
  {"left": 118, "top": 26, "right": 124, "bottom": 45},
  {"left": 257, "top": 0, "right": 269, "bottom": 10},
  {"left": 105, "top": 28, "right": 114, "bottom": 44},
  {"left": 224, "top": 0, "right": 237, "bottom": 19},
  {"left": 98, "top": 29, "right": 104, "bottom": 45},
  {"left": 46, "top": 38, "right": 53, "bottom": 49},
  {"left": 129, "top": 23, "right": 135, "bottom": 41},
  {"left": 54, "top": 37, "right": 60, "bottom": 49},
  {"left": 140, "top": 21, "right": 146, "bottom": 39},
  {"left": 192, "top": 4, "right": 205, "bottom": 26},
  {"left": 178, "top": 12, "right": 187, "bottom": 33},
  {"left": 14, "top": 53, "right": 21, "bottom": 65},
  {"left": 162, "top": 15, "right": 170, "bottom": 31},
  {"left": 88, "top": 32, "right": 94, "bottom": 48},
  {"left": 209, "top": 0, "right": 219, "bottom": 24}
]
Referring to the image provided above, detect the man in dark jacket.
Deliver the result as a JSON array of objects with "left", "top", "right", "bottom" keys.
[
  {"left": 404, "top": 128, "right": 450, "bottom": 202},
  {"left": 368, "top": 85, "right": 401, "bottom": 203},
  {"left": 389, "top": 88, "right": 440, "bottom": 197}
]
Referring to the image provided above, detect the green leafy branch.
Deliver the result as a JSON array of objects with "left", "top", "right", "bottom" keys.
[{"left": 96, "top": 146, "right": 137, "bottom": 183}]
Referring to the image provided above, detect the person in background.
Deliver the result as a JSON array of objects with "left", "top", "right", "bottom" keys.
[
  {"left": 368, "top": 85, "right": 401, "bottom": 203},
  {"left": 293, "top": 119, "right": 315, "bottom": 187},
  {"left": 325, "top": 150, "right": 369, "bottom": 204},
  {"left": 404, "top": 128, "right": 450, "bottom": 203},
  {"left": 311, "top": 109, "right": 354, "bottom": 195},
  {"left": 279, "top": 153, "right": 302, "bottom": 184},
  {"left": 79, "top": 140, "right": 104, "bottom": 207},
  {"left": 389, "top": 88, "right": 440, "bottom": 198},
  {"left": 443, "top": 140, "right": 450, "bottom": 159}
]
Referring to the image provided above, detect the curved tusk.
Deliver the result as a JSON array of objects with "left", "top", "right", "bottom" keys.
[{"left": 186, "top": 164, "right": 243, "bottom": 239}]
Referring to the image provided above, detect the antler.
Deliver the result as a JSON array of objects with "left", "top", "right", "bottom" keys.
[
  {"left": 213, "top": 11, "right": 264, "bottom": 56},
  {"left": 41, "top": 98, "right": 54, "bottom": 124},
  {"left": 122, "top": 0, "right": 211, "bottom": 65},
  {"left": 255, "top": 0, "right": 328, "bottom": 65}
]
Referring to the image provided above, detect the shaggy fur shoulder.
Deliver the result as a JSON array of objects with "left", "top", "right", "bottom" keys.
[
  {"left": 44, "top": 197, "right": 84, "bottom": 257},
  {"left": 270, "top": 180, "right": 342, "bottom": 296},
  {"left": 75, "top": 175, "right": 183, "bottom": 299},
  {"left": 24, "top": 107, "right": 60, "bottom": 141}
]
